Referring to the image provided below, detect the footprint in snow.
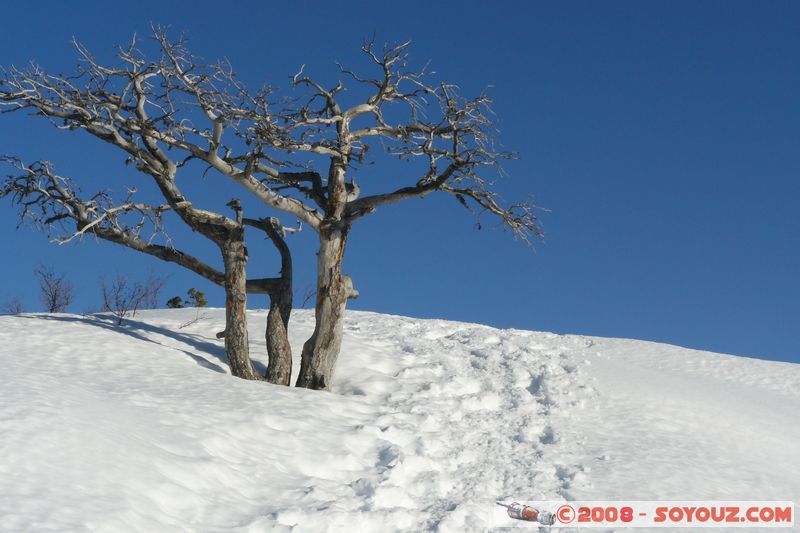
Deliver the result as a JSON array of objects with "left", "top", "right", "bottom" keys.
[{"left": 539, "top": 425, "right": 557, "bottom": 445}]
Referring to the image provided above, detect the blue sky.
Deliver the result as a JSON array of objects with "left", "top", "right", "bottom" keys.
[{"left": 1, "top": 1, "right": 798, "bottom": 363}]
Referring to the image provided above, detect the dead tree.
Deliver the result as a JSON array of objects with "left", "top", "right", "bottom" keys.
[
  {"left": 0, "top": 158, "right": 293, "bottom": 383},
  {"left": 1, "top": 296, "right": 25, "bottom": 315},
  {"left": 0, "top": 29, "right": 541, "bottom": 390},
  {"left": 34, "top": 265, "right": 74, "bottom": 313},
  {"left": 281, "top": 41, "right": 542, "bottom": 389},
  {"left": 100, "top": 273, "right": 165, "bottom": 325},
  {"left": 140, "top": 272, "right": 166, "bottom": 310}
]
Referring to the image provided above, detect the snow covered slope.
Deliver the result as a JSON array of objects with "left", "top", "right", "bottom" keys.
[{"left": 0, "top": 309, "right": 798, "bottom": 532}]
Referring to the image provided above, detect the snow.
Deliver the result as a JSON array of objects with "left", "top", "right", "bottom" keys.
[{"left": 0, "top": 309, "right": 798, "bottom": 532}]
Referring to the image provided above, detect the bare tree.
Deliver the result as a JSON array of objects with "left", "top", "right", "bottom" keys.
[
  {"left": 0, "top": 158, "right": 294, "bottom": 384},
  {"left": 1, "top": 29, "right": 541, "bottom": 390},
  {"left": 141, "top": 272, "right": 166, "bottom": 310},
  {"left": 100, "top": 273, "right": 164, "bottom": 324},
  {"left": 1, "top": 296, "right": 25, "bottom": 314},
  {"left": 34, "top": 265, "right": 74, "bottom": 313}
]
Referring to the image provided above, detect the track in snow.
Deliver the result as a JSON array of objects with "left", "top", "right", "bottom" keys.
[{"left": 2, "top": 309, "right": 798, "bottom": 532}]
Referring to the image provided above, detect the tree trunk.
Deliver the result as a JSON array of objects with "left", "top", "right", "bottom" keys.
[
  {"left": 265, "top": 285, "right": 292, "bottom": 385},
  {"left": 221, "top": 233, "right": 260, "bottom": 380},
  {"left": 296, "top": 222, "right": 353, "bottom": 390},
  {"left": 263, "top": 220, "right": 293, "bottom": 386}
]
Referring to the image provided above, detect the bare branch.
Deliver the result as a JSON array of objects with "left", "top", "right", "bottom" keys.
[
  {"left": 0, "top": 158, "right": 279, "bottom": 294},
  {"left": 0, "top": 29, "right": 324, "bottom": 231},
  {"left": 1, "top": 30, "right": 540, "bottom": 241}
]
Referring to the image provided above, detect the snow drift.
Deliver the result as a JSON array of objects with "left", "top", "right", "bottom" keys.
[{"left": 1, "top": 309, "right": 798, "bottom": 532}]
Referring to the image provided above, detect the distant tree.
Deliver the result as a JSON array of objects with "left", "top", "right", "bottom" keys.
[
  {"left": 35, "top": 266, "right": 74, "bottom": 313},
  {"left": 100, "top": 274, "right": 155, "bottom": 325},
  {"left": 100, "top": 275, "right": 145, "bottom": 324},
  {"left": 166, "top": 296, "right": 184, "bottom": 309},
  {"left": 166, "top": 288, "right": 208, "bottom": 309},
  {"left": 187, "top": 288, "right": 208, "bottom": 307},
  {"left": 166, "top": 287, "right": 211, "bottom": 330},
  {"left": 141, "top": 272, "right": 166, "bottom": 310},
  {"left": 1, "top": 296, "right": 24, "bottom": 314}
]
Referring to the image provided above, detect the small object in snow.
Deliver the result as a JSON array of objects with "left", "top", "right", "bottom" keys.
[{"left": 496, "top": 501, "right": 555, "bottom": 525}]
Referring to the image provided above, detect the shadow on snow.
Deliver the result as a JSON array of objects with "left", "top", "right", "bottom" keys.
[{"left": 21, "top": 313, "right": 235, "bottom": 374}]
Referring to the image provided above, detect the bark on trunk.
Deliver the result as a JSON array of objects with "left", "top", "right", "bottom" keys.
[
  {"left": 221, "top": 232, "right": 260, "bottom": 380},
  {"left": 263, "top": 221, "right": 293, "bottom": 386},
  {"left": 296, "top": 223, "right": 353, "bottom": 390},
  {"left": 265, "top": 287, "right": 292, "bottom": 385}
]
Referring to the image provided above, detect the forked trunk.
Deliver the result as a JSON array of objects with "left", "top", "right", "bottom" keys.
[
  {"left": 239, "top": 216, "right": 294, "bottom": 385},
  {"left": 265, "top": 285, "right": 292, "bottom": 385},
  {"left": 222, "top": 235, "right": 260, "bottom": 380},
  {"left": 260, "top": 218, "right": 294, "bottom": 386},
  {"left": 296, "top": 223, "right": 352, "bottom": 390}
]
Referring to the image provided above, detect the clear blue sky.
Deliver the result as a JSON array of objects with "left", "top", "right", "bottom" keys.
[{"left": 1, "top": 1, "right": 798, "bottom": 363}]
